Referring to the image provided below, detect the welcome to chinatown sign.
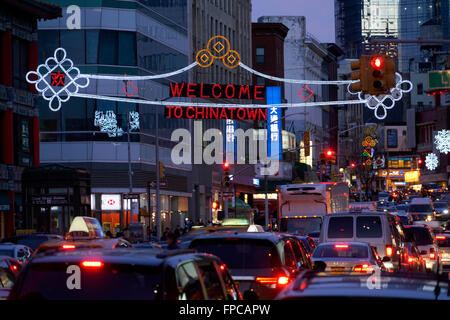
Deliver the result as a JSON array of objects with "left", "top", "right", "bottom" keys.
[{"left": 165, "top": 83, "right": 268, "bottom": 120}]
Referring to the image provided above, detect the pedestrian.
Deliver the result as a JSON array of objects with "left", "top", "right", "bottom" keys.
[{"left": 166, "top": 232, "right": 179, "bottom": 250}]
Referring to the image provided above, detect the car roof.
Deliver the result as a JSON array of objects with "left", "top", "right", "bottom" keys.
[
  {"left": 29, "top": 248, "right": 212, "bottom": 267},
  {"left": 327, "top": 211, "right": 393, "bottom": 217},
  {"left": 189, "top": 231, "right": 287, "bottom": 243}
]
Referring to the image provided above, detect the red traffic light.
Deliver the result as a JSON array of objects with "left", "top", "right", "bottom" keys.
[
  {"left": 350, "top": 163, "right": 356, "bottom": 168},
  {"left": 418, "top": 159, "right": 423, "bottom": 164},
  {"left": 212, "top": 201, "right": 218, "bottom": 210},
  {"left": 371, "top": 57, "right": 383, "bottom": 70},
  {"left": 223, "top": 162, "right": 230, "bottom": 169},
  {"left": 326, "top": 150, "right": 334, "bottom": 157}
]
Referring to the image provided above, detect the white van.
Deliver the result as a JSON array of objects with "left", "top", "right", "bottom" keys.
[{"left": 320, "top": 212, "right": 408, "bottom": 271}]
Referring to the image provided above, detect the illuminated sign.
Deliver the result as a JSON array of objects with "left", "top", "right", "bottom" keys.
[
  {"left": 267, "top": 87, "right": 282, "bottom": 160},
  {"left": 405, "top": 171, "right": 420, "bottom": 183},
  {"left": 378, "top": 170, "right": 408, "bottom": 178},
  {"left": 169, "top": 83, "right": 265, "bottom": 100},
  {"left": 164, "top": 106, "right": 267, "bottom": 120},
  {"left": 101, "top": 194, "right": 121, "bottom": 211},
  {"left": 252, "top": 178, "right": 260, "bottom": 186},
  {"left": 253, "top": 193, "right": 277, "bottom": 200}
]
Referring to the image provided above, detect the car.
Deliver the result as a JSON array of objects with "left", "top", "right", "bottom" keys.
[
  {"left": 378, "top": 192, "right": 389, "bottom": 201},
  {"left": 0, "top": 244, "right": 33, "bottom": 264},
  {"left": 8, "top": 248, "right": 241, "bottom": 300},
  {"left": 319, "top": 211, "right": 408, "bottom": 271},
  {"left": 395, "top": 212, "right": 413, "bottom": 226},
  {"left": 403, "top": 242, "right": 426, "bottom": 272},
  {"left": 433, "top": 201, "right": 449, "bottom": 221},
  {"left": 349, "top": 202, "right": 377, "bottom": 212},
  {"left": 189, "top": 232, "right": 311, "bottom": 300},
  {"left": 0, "top": 256, "right": 22, "bottom": 300},
  {"left": 310, "top": 241, "right": 387, "bottom": 274},
  {"left": 435, "top": 234, "right": 450, "bottom": 274},
  {"left": 395, "top": 204, "right": 408, "bottom": 214},
  {"left": 408, "top": 198, "right": 441, "bottom": 230},
  {"left": 275, "top": 271, "right": 450, "bottom": 300},
  {"left": 291, "top": 235, "right": 316, "bottom": 257},
  {"left": 403, "top": 225, "right": 440, "bottom": 273},
  {"left": 0, "top": 233, "right": 63, "bottom": 251}
]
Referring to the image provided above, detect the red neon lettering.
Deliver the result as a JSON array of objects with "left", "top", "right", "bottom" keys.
[
  {"left": 187, "top": 83, "right": 197, "bottom": 97},
  {"left": 195, "top": 107, "right": 205, "bottom": 119},
  {"left": 246, "top": 108, "right": 258, "bottom": 120},
  {"left": 186, "top": 107, "right": 195, "bottom": 118},
  {"left": 237, "top": 108, "right": 246, "bottom": 120},
  {"left": 219, "top": 108, "right": 228, "bottom": 119},
  {"left": 258, "top": 108, "right": 268, "bottom": 120},
  {"left": 166, "top": 106, "right": 175, "bottom": 118},
  {"left": 210, "top": 107, "right": 218, "bottom": 119},
  {"left": 170, "top": 83, "right": 184, "bottom": 97},
  {"left": 212, "top": 84, "right": 222, "bottom": 98},
  {"left": 254, "top": 86, "right": 264, "bottom": 100},
  {"left": 228, "top": 108, "right": 236, "bottom": 119},
  {"left": 173, "top": 107, "right": 183, "bottom": 118},
  {"left": 225, "top": 85, "right": 235, "bottom": 99},
  {"left": 239, "top": 85, "right": 250, "bottom": 99},
  {"left": 200, "top": 84, "right": 210, "bottom": 98}
]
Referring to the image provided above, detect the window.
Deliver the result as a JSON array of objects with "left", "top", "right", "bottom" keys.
[
  {"left": 356, "top": 216, "right": 382, "bottom": 238},
  {"left": 417, "top": 83, "right": 423, "bottom": 95},
  {"left": 197, "top": 262, "right": 225, "bottom": 300},
  {"left": 99, "top": 30, "right": 118, "bottom": 65},
  {"left": 387, "top": 129, "right": 398, "bottom": 148},
  {"left": 60, "top": 30, "right": 85, "bottom": 64},
  {"left": 283, "top": 241, "right": 297, "bottom": 270},
  {"left": 12, "top": 37, "right": 29, "bottom": 90},
  {"left": 327, "top": 217, "right": 353, "bottom": 238},
  {"left": 312, "top": 244, "right": 369, "bottom": 258},
  {"left": 86, "top": 30, "right": 99, "bottom": 64},
  {"left": 176, "top": 262, "right": 204, "bottom": 300},
  {"left": 255, "top": 47, "right": 265, "bottom": 64}
]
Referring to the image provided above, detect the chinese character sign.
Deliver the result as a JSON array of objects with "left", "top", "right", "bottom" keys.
[
  {"left": 267, "top": 87, "right": 282, "bottom": 160},
  {"left": 51, "top": 71, "right": 66, "bottom": 87},
  {"left": 225, "top": 119, "right": 236, "bottom": 162}
]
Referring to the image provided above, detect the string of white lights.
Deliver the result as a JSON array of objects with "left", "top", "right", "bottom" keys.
[
  {"left": 83, "top": 62, "right": 198, "bottom": 80},
  {"left": 238, "top": 62, "right": 356, "bottom": 85},
  {"left": 72, "top": 92, "right": 367, "bottom": 108}
]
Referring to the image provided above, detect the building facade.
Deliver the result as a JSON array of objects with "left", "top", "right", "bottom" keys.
[{"left": 0, "top": 0, "right": 61, "bottom": 238}]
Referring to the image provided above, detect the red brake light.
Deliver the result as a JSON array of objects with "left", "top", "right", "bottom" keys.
[
  {"left": 335, "top": 244, "right": 349, "bottom": 249},
  {"left": 219, "top": 264, "right": 226, "bottom": 271},
  {"left": 277, "top": 276, "right": 290, "bottom": 285},
  {"left": 429, "top": 249, "right": 436, "bottom": 260},
  {"left": 62, "top": 244, "right": 76, "bottom": 250},
  {"left": 81, "top": 260, "right": 103, "bottom": 268},
  {"left": 11, "top": 265, "right": 18, "bottom": 271},
  {"left": 386, "top": 246, "right": 393, "bottom": 257},
  {"left": 436, "top": 236, "right": 446, "bottom": 240},
  {"left": 256, "top": 276, "right": 290, "bottom": 286},
  {"left": 353, "top": 264, "right": 374, "bottom": 273}
]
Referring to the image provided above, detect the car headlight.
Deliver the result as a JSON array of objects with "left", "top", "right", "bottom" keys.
[
  {"left": 426, "top": 215, "right": 432, "bottom": 221},
  {"left": 443, "top": 210, "right": 448, "bottom": 214}
]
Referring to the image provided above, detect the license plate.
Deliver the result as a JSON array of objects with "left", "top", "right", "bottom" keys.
[{"left": 330, "top": 267, "right": 345, "bottom": 273}]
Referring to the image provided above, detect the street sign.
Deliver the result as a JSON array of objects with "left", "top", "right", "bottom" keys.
[
  {"left": 428, "top": 70, "right": 450, "bottom": 90},
  {"left": 123, "top": 193, "right": 139, "bottom": 199},
  {"left": 148, "top": 180, "right": 168, "bottom": 188}
]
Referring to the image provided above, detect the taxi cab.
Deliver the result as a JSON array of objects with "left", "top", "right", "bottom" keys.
[{"left": 34, "top": 217, "right": 131, "bottom": 256}]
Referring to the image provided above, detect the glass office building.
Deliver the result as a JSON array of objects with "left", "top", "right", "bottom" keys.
[{"left": 37, "top": 1, "right": 192, "bottom": 234}]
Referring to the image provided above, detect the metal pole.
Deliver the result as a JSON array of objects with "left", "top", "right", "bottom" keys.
[
  {"left": 337, "top": 130, "right": 340, "bottom": 172},
  {"left": 127, "top": 105, "right": 132, "bottom": 228},
  {"left": 265, "top": 173, "right": 269, "bottom": 229},
  {"left": 155, "top": 104, "right": 161, "bottom": 241}
]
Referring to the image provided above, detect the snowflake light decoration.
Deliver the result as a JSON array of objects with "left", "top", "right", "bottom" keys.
[
  {"left": 94, "top": 110, "right": 124, "bottom": 137},
  {"left": 434, "top": 129, "right": 450, "bottom": 154},
  {"left": 129, "top": 111, "right": 140, "bottom": 131},
  {"left": 425, "top": 153, "right": 439, "bottom": 171}
]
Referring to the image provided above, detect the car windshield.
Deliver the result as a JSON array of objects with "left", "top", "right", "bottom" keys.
[
  {"left": 0, "top": 249, "right": 14, "bottom": 257},
  {"left": 397, "top": 216, "right": 410, "bottom": 225},
  {"left": 411, "top": 213, "right": 429, "bottom": 221},
  {"left": 436, "top": 238, "right": 450, "bottom": 247},
  {"left": 409, "top": 204, "right": 432, "bottom": 212},
  {"left": 190, "top": 239, "right": 279, "bottom": 269},
  {"left": 403, "top": 228, "right": 433, "bottom": 246},
  {"left": 16, "top": 263, "right": 162, "bottom": 300},
  {"left": 280, "top": 217, "right": 322, "bottom": 236},
  {"left": 312, "top": 244, "right": 368, "bottom": 259},
  {"left": 433, "top": 202, "right": 447, "bottom": 208},
  {"left": 396, "top": 205, "right": 407, "bottom": 210}
]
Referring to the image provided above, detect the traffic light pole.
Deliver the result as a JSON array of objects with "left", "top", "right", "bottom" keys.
[{"left": 155, "top": 105, "right": 161, "bottom": 241}]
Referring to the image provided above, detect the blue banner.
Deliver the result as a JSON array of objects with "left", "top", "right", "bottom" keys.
[{"left": 266, "top": 87, "right": 282, "bottom": 160}]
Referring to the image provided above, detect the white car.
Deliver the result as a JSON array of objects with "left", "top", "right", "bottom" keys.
[{"left": 0, "top": 244, "right": 33, "bottom": 264}]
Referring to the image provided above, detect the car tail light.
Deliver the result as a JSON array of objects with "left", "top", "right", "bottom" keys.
[
  {"left": 219, "top": 264, "right": 226, "bottom": 271},
  {"left": 81, "top": 260, "right": 103, "bottom": 268},
  {"left": 62, "top": 244, "right": 76, "bottom": 250},
  {"left": 335, "top": 244, "right": 349, "bottom": 249},
  {"left": 407, "top": 256, "right": 414, "bottom": 263},
  {"left": 255, "top": 276, "right": 290, "bottom": 286},
  {"left": 353, "top": 264, "right": 374, "bottom": 273},
  {"left": 436, "top": 236, "right": 446, "bottom": 240},
  {"left": 10, "top": 265, "right": 18, "bottom": 271},
  {"left": 386, "top": 246, "right": 393, "bottom": 257},
  {"left": 429, "top": 248, "right": 436, "bottom": 260}
]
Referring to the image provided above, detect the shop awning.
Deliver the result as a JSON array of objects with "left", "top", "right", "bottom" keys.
[
  {"left": 226, "top": 198, "right": 252, "bottom": 210},
  {"left": 0, "top": 193, "right": 11, "bottom": 211}
]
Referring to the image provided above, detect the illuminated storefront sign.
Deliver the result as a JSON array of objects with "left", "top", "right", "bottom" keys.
[
  {"left": 169, "top": 83, "right": 266, "bottom": 100},
  {"left": 253, "top": 193, "right": 277, "bottom": 200},
  {"left": 101, "top": 194, "right": 121, "bottom": 211},
  {"left": 405, "top": 171, "right": 420, "bottom": 183},
  {"left": 164, "top": 106, "right": 267, "bottom": 120},
  {"left": 267, "top": 87, "right": 282, "bottom": 160},
  {"left": 378, "top": 170, "right": 419, "bottom": 180}
]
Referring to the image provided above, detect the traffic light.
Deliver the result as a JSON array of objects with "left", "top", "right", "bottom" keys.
[
  {"left": 158, "top": 161, "right": 165, "bottom": 179},
  {"left": 212, "top": 201, "right": 219, "bottom": 210},
  {"left": 368, "top": 55, "right": 396, "bottom": 95},
  {"left": 223, "top": 162, "right": 231, "bottom": 188},
  {"left": 325, "top": 149, "right": 336, "bottom": 165},
  {"left": 350, "top": 162, "right": 356, "bottom": 168},
  {"left": 351, "top": 55, "right": 396, "bottom": 95}
]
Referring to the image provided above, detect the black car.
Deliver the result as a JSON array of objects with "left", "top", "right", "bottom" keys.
[
  {"left": 0, "top": 256, "right": 22, "bottom": 299},
  {"left": 1, "top": 234, "right": 63, "bottom": 251},
  {"left": 8, "top": 248, "right": 241, "bottom": 300},
  {"left": 189, "top": 232, "right": 311, "bottom": 300}
]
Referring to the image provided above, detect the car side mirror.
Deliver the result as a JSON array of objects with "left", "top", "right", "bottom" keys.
[
  {"left": 382, "top": 256, "right": 391, "bottom": 262},
  {"left": 243, "top": 289, "right": 259, "bottom": 300},
  {"left": 420, "top": 250, "right": 427, "bottom": 255}
]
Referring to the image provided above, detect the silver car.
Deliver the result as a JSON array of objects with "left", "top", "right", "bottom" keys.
[
  {"left": 403, "top": 225, "right": 440, "bottom": 272},
  {"left": 311, "top": 241, "right": 386, "bottom": 274},
  {"left": 436, "top": 234, "right": 450, "bottom": 274}
]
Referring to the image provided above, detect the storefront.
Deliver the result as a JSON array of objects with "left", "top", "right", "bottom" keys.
[{"left": 377, "top": 169, "right": 421, "bottom": 191}]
